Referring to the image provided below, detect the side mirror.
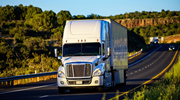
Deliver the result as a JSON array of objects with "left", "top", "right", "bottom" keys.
[
  {"left": 95, "top": 55, "right": 101, "bottom": 66},
  {"left": 107, "top": 47, "right": 111, "bottom": 57},
  {"left": 97, "top": 55, "right": 101, "bottom": 59},
  {"left": 58, "top": 56, "right": 62, "bottom": 60},
  {"left": 54, "top": 48, "right": 57, "bottom": 57}
]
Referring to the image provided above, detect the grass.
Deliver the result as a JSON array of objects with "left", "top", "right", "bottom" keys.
[{"left": 124, "top": 55, "right": 180, "bottom": 100}]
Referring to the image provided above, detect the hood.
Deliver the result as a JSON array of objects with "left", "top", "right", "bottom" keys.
[{"left": 62, "top": 56, "right": 98, "bottom": 64}]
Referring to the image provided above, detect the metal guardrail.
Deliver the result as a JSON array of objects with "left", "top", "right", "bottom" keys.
[
  {"left": 0, "top": 49, "right": 143, "bottom": 88},
  {"left": 128, "top": 49, "right": 143, "bottom": 60},
  {"left": 0, "top": 71, "right": 57, "bottom": 87}
]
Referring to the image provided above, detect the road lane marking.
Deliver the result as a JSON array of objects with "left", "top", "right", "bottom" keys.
[
  {"left": 129, "top": 45, "right": 162, "bottom": 67},
  {"left": 39, "top": 95, "right": 49, "bottom": 98},
  {"left": 128, "top": 51, "right": 166, "bottom": 76},
  {"left": 0, "top": 83, "right": 57, "bottom": 95}
]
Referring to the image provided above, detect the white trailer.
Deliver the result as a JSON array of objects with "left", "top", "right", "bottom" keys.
[{"left": 55, "top": 19, "right": 128, "bottom": 93}]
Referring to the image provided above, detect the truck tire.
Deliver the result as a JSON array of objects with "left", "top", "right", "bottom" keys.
[
  {"left": 97, "top": 86, "right": 105, "bottom": 92},
  {"left": 97, "top": 81, "right": 106, "bottom": 92},
  {"left": 58, "top": 87, "right": 65, "bottom": 94},
  {"left": 122, "top": 70, "right": 126, "bottom": 86}
]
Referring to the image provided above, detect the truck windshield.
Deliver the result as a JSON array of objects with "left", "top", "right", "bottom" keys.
[{"left": 63, "top": 43, "right": 101, "bottom": 57}]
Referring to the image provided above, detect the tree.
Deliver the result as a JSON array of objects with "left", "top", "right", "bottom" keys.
[
  {"left": 26, "top": 10, "right": 56, "bottom": 32},
  {"left": 167, "top": 11, "right": 176, "bottom": 18},
  {"left": 73, "top": 15, "right": 86, "bottom": 19},
  {"left": 51, "top": 26, "right": 64, "bottom": 40},
  {"left": 56, "top": 10, "right": 72, "bottom": 26},
  {"left": 139, "top": 28, "right": 145, "bottom": 36},
  {"left": 0, "top": 5, "right": 16, "bottom": 21},
  {"left": 18, "top": 4, "right": 27, "bottom": 20},
  {"left": 160, "top": 9, "right": 166, "bottom": 18},
  {"left": 25, "top": 5, "right": 42, "bottom": 20}
]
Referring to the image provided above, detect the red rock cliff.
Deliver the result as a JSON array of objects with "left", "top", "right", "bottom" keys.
[{"left": 115, "top": 18, "right": 179, "bottom": 28}]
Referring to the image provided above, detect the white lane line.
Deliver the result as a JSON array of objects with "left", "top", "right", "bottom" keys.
[
  {"left": 0, "top": 83, "right": 57, "bottom": 95},
  {"left": 39, "top": 95, "right": 49, "bottom": 98},
  {"left": 129, "top": 45, "right": 162, "bottom": 67},
  {"left": 130, "top": 73, "right": 133, "bottom": 74}
]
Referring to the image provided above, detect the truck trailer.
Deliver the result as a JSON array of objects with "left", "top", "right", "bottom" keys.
[{"left": 54, "top": 19, "right": 128, "bottom": 93}]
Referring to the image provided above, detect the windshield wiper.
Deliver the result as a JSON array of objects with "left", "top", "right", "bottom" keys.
[{"left": 64, "top": 54, "right": 75, "bottom": 56}]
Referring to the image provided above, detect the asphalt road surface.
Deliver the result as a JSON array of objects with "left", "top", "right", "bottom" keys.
[{"left": 0, "top": 44, "right": 179, "bottom": 100}]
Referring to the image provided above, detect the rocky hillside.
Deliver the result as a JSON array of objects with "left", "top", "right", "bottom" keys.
[{"left": 115, "top": 17, "right": 179, "bottom": 28}]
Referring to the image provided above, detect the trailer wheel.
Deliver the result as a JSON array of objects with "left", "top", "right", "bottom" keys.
[{"left": 58, "top": 87, "right": 65, "bottom": 94}]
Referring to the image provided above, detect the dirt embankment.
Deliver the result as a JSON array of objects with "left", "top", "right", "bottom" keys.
[{"left": 163, "top": 34, "right": 180, "bottom": 43}]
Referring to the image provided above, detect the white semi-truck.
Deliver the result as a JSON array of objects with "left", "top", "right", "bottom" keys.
[
  {"left": 150, "top": 37, "right": 159, "bottom": 44},
  {"left": 54, "top": 19, "right": 128, "bottom": 93}
]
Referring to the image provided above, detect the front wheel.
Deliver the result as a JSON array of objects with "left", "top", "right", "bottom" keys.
[
  {"left": 58, "top": 87, "right": 65, "bottom": 94},
  {"left": 97, "top": 86, "right": 105, "bottom": 92}
]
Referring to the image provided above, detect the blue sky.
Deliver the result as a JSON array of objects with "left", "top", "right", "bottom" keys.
[{"left": 0, "top": 0, "right": 180, "bottom": 16}]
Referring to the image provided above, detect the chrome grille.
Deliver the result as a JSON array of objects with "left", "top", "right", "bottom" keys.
[
  {"left": 66, "top": 64, "right": 91, "bottom": 77},
  {"left": 66, "top": 64, "right": 73, "bottom": 77},
  {"left": 74, "top": 65, "right": 84, "bottom": 77}
]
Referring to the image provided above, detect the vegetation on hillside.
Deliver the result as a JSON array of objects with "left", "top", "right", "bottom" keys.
[
  {"left": 124, "top": 54, "right": 180, "bottom": 100},
  {"left": 130, "top": 22, "right": 180, "bottom": 43},
  {"left": 0, "top": 4, "right": 179, "bottom": 77}
]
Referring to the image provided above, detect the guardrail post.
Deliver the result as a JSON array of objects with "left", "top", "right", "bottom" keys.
[
  {"left": 14, "top": 80, "right": 17, "bottom": 86},
  {"left": 47, "top": 75, "right": 49, "bottom": 80},
  {"left": 18, "top": 79, "right": 21, "bottom": 85},
  {"left": 0, "top": 82, "right": 2, "bottom": 87},
  {"left": 39, "top": 77, "right": 41, "bottom": 82},
  {"left": 34, "top": 77, "right": 37, "bottom": 83},
  {"left": 29, "top": 78, "right": 32, "bottom": 83},
  {"left": 7, "top": 81, "right": 11, "bottom": 86},
  {"left": 3, "top": 81, "right": 6, "bottom": 87},
  {"left": 31, "top": 78, "right": 33, "bottom": 83},
  {"left": 22, "top": 79, "right": 25, "bottom": 84},
  {"left": 54, "top": 75, "right": 56, "bottom": 78},
  {"left": 11, "top": 80, "right": 14, "bottom": 86},
  {"left": 50, "top": 75, "right": 53, "bottom": 79},
  {"left": 43, "top": 76, "right": 45, "bottom": 80},
  {"left": 37, "top": 77, "right": 39, "bottom": 82}
]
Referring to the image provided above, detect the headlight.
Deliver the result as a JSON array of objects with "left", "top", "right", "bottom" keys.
[
  {"left": 93, "top": 69, "right": 102, "bottom": 76},
  {"left": 58, "top": 70, "right": 65, "bottom": 77}
]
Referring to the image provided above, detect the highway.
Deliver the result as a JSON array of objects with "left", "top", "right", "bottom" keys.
[{"left": 0, "top": 44, "right": 179, "bottom": 100}]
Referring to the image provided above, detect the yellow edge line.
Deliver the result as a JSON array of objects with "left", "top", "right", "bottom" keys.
[
  {"left": 109, "top": 46, "right": 179, "bottom": 100},
  {"left": 128, "top": 52, "right": 142, "bottom": 60}
]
